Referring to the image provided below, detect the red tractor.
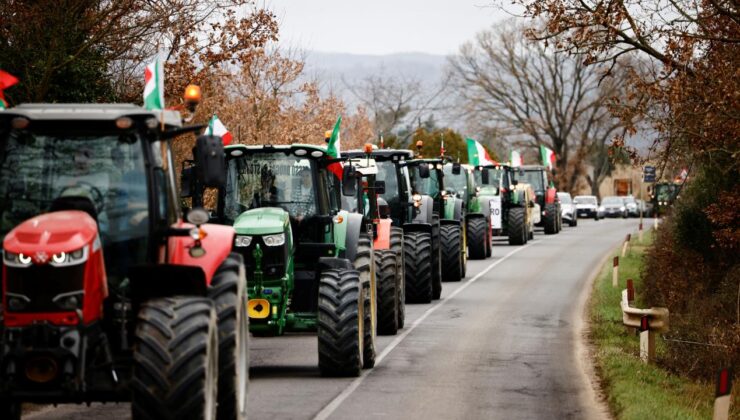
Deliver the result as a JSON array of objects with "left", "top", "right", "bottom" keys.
[{"left": 0, "top": 103, "right": 249, "bottom": 419}]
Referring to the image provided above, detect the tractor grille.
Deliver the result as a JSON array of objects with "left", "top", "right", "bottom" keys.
[
  {"left": 236, "top": 237, "right": 288, "bottom": 280},
  {"left": 5, "top": 264, "right": 85, "bottom": 313}
]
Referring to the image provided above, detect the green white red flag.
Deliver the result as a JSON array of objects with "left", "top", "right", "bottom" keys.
[
  {"left": 0, "top": 70, "right": 19, "bottom": 110},
  {"left": 510, "top": 150, "right": 522, "bottom": 167},
  {"left": 326, "top": 116, "right": 343, "bottom": 179},
  {"left": 466, "top": 138, "right": 497, "bottom": 166},
  {"left": 143, "top": 59, "right": 164, "bottom": 111},
  {"left": 540, "top": 145, "right": 556, "bottom": 170},
  {"left": 207, "top": 115, "right": 233, "bottom": 145}
]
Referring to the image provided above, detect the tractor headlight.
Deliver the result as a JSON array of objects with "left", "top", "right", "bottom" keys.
[
  {"left": 50, "top": 247, "right": 88, "bottom": 267},
  {"left": 4, "top": 251, "right": 32, "bottom": 268},
  {"left": 620, "top": 206, "right": 626, "bottom": 212},
  {"left": 263, "top": 233, "right": 285, "bottom": 247},
  {"left": 235, "top": 235, "right": 252, "bottom": 247}
]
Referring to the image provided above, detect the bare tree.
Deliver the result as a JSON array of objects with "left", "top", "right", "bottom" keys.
[{"left": 448, "top": 20, "right": 631, "bottom": 192}]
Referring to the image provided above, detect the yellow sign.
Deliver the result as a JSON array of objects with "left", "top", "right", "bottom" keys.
[{"left": 248, "top": 299, "right": 270, "bottom": 319}]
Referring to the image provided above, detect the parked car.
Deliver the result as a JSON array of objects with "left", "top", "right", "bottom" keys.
[
  {"left": 574, "top": 195, "right": 600, "bottom": 220},
  {"left": 557, "top": 192, "right": 578, "bottom": 227},
  {"left": 602, "top": 196, "right": 628, "bottom": 218},
  {"left": 622, "top": 195, "right": 639, "bottom": 217}
]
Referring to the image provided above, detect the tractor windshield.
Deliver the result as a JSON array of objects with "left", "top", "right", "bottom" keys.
[
  {"left": 409, "top": 163, "right": 441, "bottom": 197},
  {"left": 376, "top": 160, "right": 400, "bottom": 203},
  {"left": 513, "top": 169, "right": 545, "bottom": 192},
  {"left": 224, "top": 152, "right": 317, "bottom": 221},
  {"left": 443, "top": 165, "right": 468, "bottom": 199},
  {"left": 474, "top": 168, "right": 502, "bottom": 195},
  {"left": 0, "top": 129, "right": 149, "bottom": 244}
]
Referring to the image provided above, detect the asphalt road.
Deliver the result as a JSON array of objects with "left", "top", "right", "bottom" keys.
[{"left": 27, "top": 217, "right": 646, "bottom": 420}]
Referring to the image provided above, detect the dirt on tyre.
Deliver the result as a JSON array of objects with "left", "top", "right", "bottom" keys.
[
  {"left": 132, "top": 297, "right": 219, "bottom": 420},
  {"left": 440, "top": 224, "right": 463, "bottom": 282},
  {"left": 354, "top": 234, "right": 376, "bottom": 369},
  {"left": 467, "top": 217, "right": 487, "bottom": 260},
  {"left": 390, "top": 227, "right": 405, "bottom": 329},
  {"left": 207, "top": 253, "right": 249, "bottom": 420},
  {"left": 507, "top": 207, "right": 527, "bottom": 245},
  {"left": 544, "top": 203, "right": 558, "bottom": 235},
  {"left": 317, "top": 268, "right": 364, "bottom": 377},
  {"left": 404, "top": 231, "right": 433, "bottom": 303},
  {"left": 375, "top": 249, "right": 399, "bottom": 335}
]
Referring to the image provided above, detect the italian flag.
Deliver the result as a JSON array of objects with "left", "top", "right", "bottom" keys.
[
  {"left": 539, "top": 145, "right": 556, "bottom": 170},
  {"left": 466, "top": 138, "right": 497, "bottom": 166},
  {"left": 0, "top": 70, "right": 19, "bottom": 110},
  {"left": 143, "top": 59, "right": 165, "bottom": 111},
  {"left": 326, "top": 116, "right": 343, "bottom": 179},
  {"left": 207, "top": 115, "right": 233, "bottom": 145},
  {"left": 510, "top": 150, "right": 522, "bottom": 167}
]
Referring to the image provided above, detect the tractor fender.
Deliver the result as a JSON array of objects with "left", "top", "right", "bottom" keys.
[
  {"left": 479, "top": 197, "right": 492, "bottom": 218},
  {"left": 465, "top": 212, "right": 487, "bottom": 222},
  {"left": 545, "top": 187, "right": 557, "bottom": 204},
  {"left": 318, "top": 257, "right": 354, "bottom": 272},
  {"left": 168, "top": 221, "right": 235, "bottom": 286},
  {"left": 129, "top": 264, "right": 208, "bottom": 302},
  {"left": 453, "top": 198, "right": 463, "bottom": 221},
  {"left": 412, "top": 195, "right": 434, "bottom": 224},
  {"left": 373, "top": 218, "right": 392, "bottom": 250},
  {"left": 342, "top": 212, "right": 366, "bottom": 262},
  {"left": 403, "top": 222, "right": 433, "bottom": 235}
]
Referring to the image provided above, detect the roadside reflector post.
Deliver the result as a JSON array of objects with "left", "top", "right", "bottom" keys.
[
  {"left": 639, "top": 222, "right": 644, "bottom": 242},
  {"left": 654, "top": 216, "right": 660, "bottom": 230},
  {"left": 612, "top": 256, "right": 619, "bottom": 287},
  {"left": 626, "top": 279, "right": 634, "bottom": 305},
  {"left": 713, "top": 368, "right": 733, "bottom": 420},
  {"left": 622, "top": 233, "right": 631, "bottom": 257},
  {"left": 620, "top": 288, "right": 669, "bottom": 365}
]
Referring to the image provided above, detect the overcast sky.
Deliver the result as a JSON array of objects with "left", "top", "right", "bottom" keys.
[{"left": 266, "top": 1, "right": 513, "bottom": 55}]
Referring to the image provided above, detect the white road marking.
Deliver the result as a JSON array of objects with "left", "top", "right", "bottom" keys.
[{"left": 313, "top": 240, "right": 539, "bottom": 420}]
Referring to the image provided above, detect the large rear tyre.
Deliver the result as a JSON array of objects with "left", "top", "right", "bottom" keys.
[
  {"left": 404, "top": 231, "right": 433, "bottom": 303},
  {"left": 375, "top": 249, "right": 399, "bottom": 335},
  {"left": 132, "top": 297, "right": 218, "bottom": 420},
  {"left": 354, "top": 234, "right": 376, "bottom": 369},
  {"left": 318, "top": 269, "right": 364, "bottom": 377},
  {"left": 390, "top": 227, "right": 405, "bottom": 329},
  {"left": 544, "top": 204, "right": 558, "bottom": 234},
  {"left": 431, "top": 216, "right": 442, "bottom": 300},
  {"left": 467, "top": 217, "right": 487, "bottom": 260},
  {"left": 440, "top": 224, "right": 463, "bottom": 282},
  {"left": 208, "top": 253, "right": 249, "bottom": 420},
  {"left": 507, "top": 207, "right": 527, "bottom": 245}
]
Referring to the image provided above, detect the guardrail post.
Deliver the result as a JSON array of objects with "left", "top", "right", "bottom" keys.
[
  {"left": 621, "top": 233, "right": 631, "bottom": 257},
  {"left": 713, "top": 368, "right": 733, "bottom": 420},
  {"left": 654, "top": 216, "right": 659, "bottom": 230},
  {"left": 612, "top": 256, "right": 619, "bottom": 287},
  {"left": 639, "top": 315, "right": 655, "bottom": 363},
  {"left": 627, "top": 279, "right": 634, "bottom": 305}
]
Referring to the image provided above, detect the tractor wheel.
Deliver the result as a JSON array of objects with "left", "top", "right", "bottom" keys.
[
  {"left": 528, "top": 222, "right": 534, "bottom": 240},
  {"left": 375, "top": 249, "right": 399, "bottom": 335},
  {"left": 544, "top": 204, "right": 558, "bottom": 234},
  {"left": 507, "top": 207, "right": 527, "bottom": 245},
  {"left": 569, "top": 217, "right": 577, "bottom": 227},
  {"left": 208, "top": 253, "right": 249, "bottom": 420},
  {"left": 404, "top": 231, "right": 433, "bottom": 303},
  {"left": 467, "top": 217, "right": 487, "bottom": 260},
  {"left": 132, "top": 297, "right": 218, "bottom": 420},
  {"left": 390, "top": 227, "right": 405, "bottom": 329},
  {"left": 317, "top": 268, "right": 363, "bottom": 377},
  {"left": 355, "top": 234, "right": 376, "bottom": 369},
  {"left": 431, "top": 215, "right": 442, "bottom": 300},
  {"left": 440, "top": 224, "right": 463, "bottom": 282},
  {"left": 0, "top": 400, "right": 21, "bottom": 420}
]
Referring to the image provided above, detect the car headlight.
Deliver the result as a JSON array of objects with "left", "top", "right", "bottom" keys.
[
  {"left": 50, "top": 247, "right": 88, "bottom": 267},
  {"left": 263, "top": 233, "right": 285, "bottom": 247},
  {"left": 235, "top": 235, "right": 252, "bottom": 247},
  {"left": 598, "top": 206, "right": 605, "bottom": 212}
]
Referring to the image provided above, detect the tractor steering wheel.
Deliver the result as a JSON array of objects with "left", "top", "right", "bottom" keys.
[{"left": 59, "top": 181, "right": 105, "bottom": 213}]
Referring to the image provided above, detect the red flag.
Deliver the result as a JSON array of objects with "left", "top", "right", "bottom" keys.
[{"left": 0, "top": 70, "right": 19, "bottom": 108}]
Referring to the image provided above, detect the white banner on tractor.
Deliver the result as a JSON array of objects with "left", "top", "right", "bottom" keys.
[{"left": 490, "top": 196, "right": 502, "bottom": 229}]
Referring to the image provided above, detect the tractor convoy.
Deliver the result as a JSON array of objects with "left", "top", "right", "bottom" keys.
[{"left": 0, "top": 95, "right": 575, "bottom": 418}]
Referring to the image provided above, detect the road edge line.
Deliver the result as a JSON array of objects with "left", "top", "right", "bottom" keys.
[{"left": 312, "top": 240, "right": 539, "bottom": 420}]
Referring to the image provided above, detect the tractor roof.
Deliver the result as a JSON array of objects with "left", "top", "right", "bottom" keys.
[
  {"left": 519, "top": 164, "right": 546, "bottom": 171},
  {"left": 344, "top": 149, "right": 412, "bottom": 161},
  {"left": 346, "top": 156, "right": 378, "bottom": 176},
  {"left": 224, "top": 143, "right": 328, "bottom": 159},
  {"left": 1, "top": 104, "right": 183, "bottom": 127}
]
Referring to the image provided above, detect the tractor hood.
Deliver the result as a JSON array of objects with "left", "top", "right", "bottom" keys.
[
  {"left": 233, "top": 207, "right": 289, "bottom": 236},
  {"left": 3, "top": 210, "right": 97, "bottom": 258}
]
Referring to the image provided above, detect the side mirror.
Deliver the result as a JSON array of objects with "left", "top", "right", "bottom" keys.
[
  {"left": 481, "top": 169, "right": 489, "bottom": 185},
  {"left": 342, "top": 167, "right": 357, "bottom": 197},
  {"left": 418, "top": 164, "right": 430, "bottom": 179},
  {"left": 374, "top": 180, "right": 385, "bottom": 195},
  {"left": 187, "top": 207, "right": 210, "bottom": 226},
  {"left": 180, "top": 166, "right": 195, "bottom": 198},
  {"left": 194, "top": 135, "right": 226, "bottom": 188},
  {"left": 452, "top": 163, "right": 461, "bottom": 175}
]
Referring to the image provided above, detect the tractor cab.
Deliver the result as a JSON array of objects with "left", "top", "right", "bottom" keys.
[{"left": 512, "top": 165, "right": 561, "bottom": 234}]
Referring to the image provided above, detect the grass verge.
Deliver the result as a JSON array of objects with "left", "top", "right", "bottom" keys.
[{"left": 589, "top": 228, "right": 738, "bottom": 419}]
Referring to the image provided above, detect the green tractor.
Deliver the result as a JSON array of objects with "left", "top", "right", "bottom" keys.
[
  {"left": 344, "top": 149, "right": 438, "bottom": 304},
  {"left": 513, "top": 165, "right": 561, "bottom": 235},
  {"left": 650, "top": 181, "right": 680, "bottom": 217},
  {"left": 186, "top": 144, "right": 377, "bottom": 377},
  {"left": 442, "top": 162, "right": 490, "bottom": 262},
  {"left": 473, "top": 164, "right": 538, "bottom": 246},
  {"left": 341, "top": 152, "right": 405, "bottom": 335}
]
